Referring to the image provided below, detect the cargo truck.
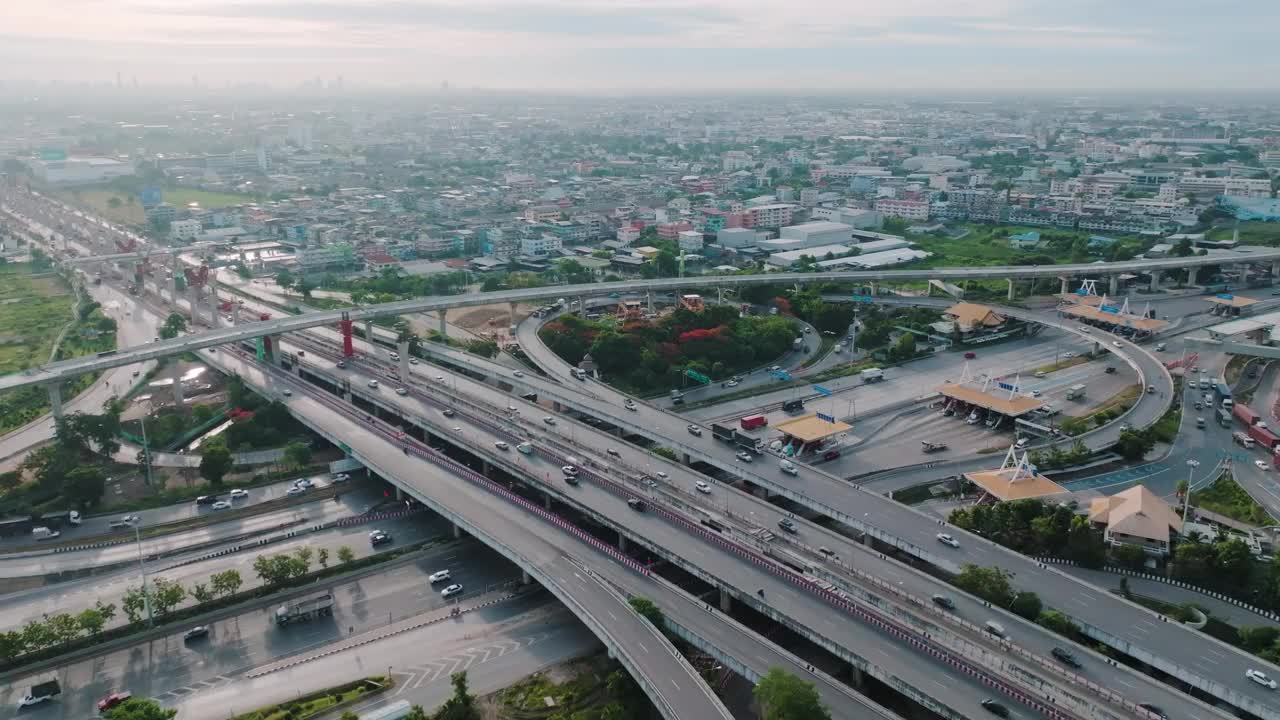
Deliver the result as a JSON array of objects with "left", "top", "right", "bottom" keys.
[
  {"left": 860, "top": 368, "right": 884, "bottom": 383},
  {"left": 710, "top": 423, "right": 763, "bottom": 454},
  {"left": 1234, "top": 431, "right": 1256, "bottom": 449},
  {"left": 1218, "top": 407, "right": 1233, "bottom": 427},
  {"left": 793, "top": 337, "right": 804, "bottom": 351},
  {"left": 1065, "top": 384, "right": 1087, "bottom": 401},
  {"left": 740, "top": 414, "right": 768, "bottom": 431},
  {"left": 921, "top": 440, "right": 949, "bottom": 453},
  {"left": 273, "top": 592, "right": 335, "bottom": 625},
  {"left": 782, "top": 399, "right": 805, "bottom": 413},
  {"left": 1235, "top": 403, "right": 1262, "bottom": 427},
  {"left": 18, "top": 679, "right": 61, "bottom": 707}
]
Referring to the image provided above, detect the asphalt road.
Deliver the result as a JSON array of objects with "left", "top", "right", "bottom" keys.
[
  {"left": 5, "top": 542, "right": 528, "bottom": 720},
  {"left": 0, "top": 511, "right": 447, "bottom": 634}
]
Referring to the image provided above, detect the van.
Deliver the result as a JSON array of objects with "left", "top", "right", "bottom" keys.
[
  {"left": 571, "top": 368, "right": 587, "bottom": 380},
  {"left": 516, "top": 442, "right": 534, "bottom": 455},
  {"left": 984, "top": 620, "right": 1007, "bottom": 639},
  {"left": 1155, "top": 343, "right": 1167, "bottom": 352},
  {"left": 389, "top": 352, "right": 400, "bottom": 361}
]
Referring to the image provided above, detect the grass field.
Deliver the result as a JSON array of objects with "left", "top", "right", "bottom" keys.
[
  {"left": 61, "top": 187, "right": 256, "bottom": 227},
  {"left": 0, "top": 263, "right": 74, "bottom": 372},
  {"left": 1207, "top": 221, "right": 1280, "bottom": 247}
]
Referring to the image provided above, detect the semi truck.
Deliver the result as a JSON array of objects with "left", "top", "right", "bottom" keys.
[
  {"left": 0, "top": 509, "right": 81, "bottom": 538},
  {"left": 1218, "top": 407, "right": 1233, "bottom": 427},
  {"left": 273, "top": 592, "right": 335, "bottom": 625},
  {"left": 1065, "top": 384, "right": 1087, "bottom": 401},
  {"left": 921, "top": 440, "right": 949, "bottom": 453},
  {"left": 710, "top": 423, "right": 764, "bottom": 454},
  {"left": 860, "top": 368, "right": 884, "bottom": 383},
  {"left": 1234, "top": 403, "right": 1263, "bottom": 427}
]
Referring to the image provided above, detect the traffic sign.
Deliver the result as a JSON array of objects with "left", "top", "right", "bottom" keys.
[
  {"left": 998, "top": 382, "right": 1019, "bottom": 392},
  {"left": 813, "top": 385, "right": 833, "bottom": 396},
  {"left": 1217, "top": 293, "right": 1235, "bottom": 300},
  {"left": 772, "top": 370, "right": 792, "bottom": 381},
  {"left": 817, "top": 413, "right": 836, "bottom": 423},
  {"left": 1100, "top": 305, "right": 1119, "bottom": 313},
  {"left": 851, "top": 294, "right": 875, "bottom": 304},
  {"left": 685, "top": 369, "right": 710, "bottom": 384}
]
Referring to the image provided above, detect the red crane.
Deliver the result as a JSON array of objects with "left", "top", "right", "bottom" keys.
[{"left": 183, "top": 264, "right": 210, "bottom": 290}]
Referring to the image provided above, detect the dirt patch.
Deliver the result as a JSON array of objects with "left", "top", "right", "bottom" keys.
[{"left": 453, "top": 303, "right": 532, "bottom": 330}]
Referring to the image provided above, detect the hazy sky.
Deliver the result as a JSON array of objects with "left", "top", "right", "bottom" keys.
[{"left": 5, "top": 0, "right": 1279, "bottom": 91}]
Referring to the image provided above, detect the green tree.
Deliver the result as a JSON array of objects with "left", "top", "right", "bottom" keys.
[
  {"left": 210, "top": 569, "right": 242, "bottom": 597},
  {"left": 1115, "top": 429, "right": 1155, "bottom": 462},
  {"left": 160, "top": 313, "right": 187, "bottom": 340},
  {"left": 199, "top": 437, "right": 234, "bottom": 487},
  {"left": 275, "top": 269, "right": 295, "bottom": 291},
  {"left": 1036, "top": 609, "right": 1080, "bottom": 639},
  {"left": 150, "top": 577, "right": 187, "bottom": 618},
  {"left": 45, "top": 612, "right": 82, "bottom": 644},
  {"left": 338, "top": 545, "right": 355, "bottom": 564},
  {"left": 953, "top": 564, "right": 1014, "bottom": 606},
  {"left": 318, "top": 547, "right": 330, "bottom": 568},
  {"left": 753, "top": 667, "right": 832, "bottom": 720},
  {"left": 294, "top": 546, "right": 314, "bottom": 574},
  {"left": 1010, "top": 591, "right": 1043, "bottom": 620},
  {"left": 628, "top": 596, "right": 664, "bottom": 627},
  {"left": 76, "top": 606, "right": 108, "bottom": 636},
  {"left": 62, "top": 465, "right": 106, "bottom": 510},
  {"left": 890, "top": 332, "right": 917, "bottom": 361},
  {"left": 1110, "top": 543, "right": 1148, "bottom": 570},
  {"left": 433, "top": 671, "right": 479, "bottom": 720},
  {"left": 283, "top": 440, "right": 312, "bottom": 469},
  {"left": 102, "top": 698, "right": 177, "bottom": 720},
  {"left": 190, "top": 582, "right": 213, "bottom": 604},
  {"left": 0, "top": 630, "right": 26, "bottom": 662}
]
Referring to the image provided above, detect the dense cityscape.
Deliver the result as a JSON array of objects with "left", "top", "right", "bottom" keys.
[{"left": 4, "top": 10, "right": 1280, "bottom": 720}]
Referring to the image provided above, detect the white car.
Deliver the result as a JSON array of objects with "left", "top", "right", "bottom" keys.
[
  {"left": 1112, "top": 340, "right": 1123, "bottom": 348},
  {"left": 655, "top": 471, "right": 669, "bottom": 479},
  {"left": 434, "top": 375, "right": 445, "bottom": 382},
  {"left": 367, "top": 379, "right": 379, "bottom": 389},
  {"left": 230, "top": 488, "right": 249, "bottom": 499},
  {"left": 695, "top": 481, "right": 711, "bottom": 494},
  {"left": 623, "top": 400, "right": 637, "bottom": 411},
  {"left": 1030, "top": 390, "right": 1042, "bottom": 398},
  {"left": 282, "top": 388, "right": 292, "bottom": 397},
  {"left": 1257, "top": 460, "right": 1270, "bottom": 471},
  {"left": 396, "top": 387, "right": 409, "bottom": 396},
  {"left": 294, "top": 478, "right": 314, "bottom": 488},
  {"left": 441, "top": 583, "right": 463, "bottom": 599},
  {"left": 726, "top": 380, "right": 739, "bottom": 388},
  {"left": 409, "top": 358, "right": 419, "bottom": 365},
  {"left": 1248, "top": 668, "right": 1277, "bottom": 689},
  {"left": 936, "top": 533, "right": 960, "bottom": 548},
  {"left": 494, "top": 441, "right": 509, "bottom": 451},
  {"left": 1034, "top": 371, "right": 1047, "bottom": 378},
  {"left": 211, "top": 500, "right": 232, "bottom": 510},
  {"left": 1063, "top": 352, "right": 1076, "bottom": 359},
  {"left": 286, "top": 486, "right": 305, "bottom": 496},
  {"left": 561, "top": 465, "right": 579, "bottom": 477},
  {"left": 542, "top": 416, "right": 557, "bottom": 425},
  {"left": 513, "top": 370, "right": 524, "bottom": 377},
  {"left": 331, "top": 473, "right": 350, "bottom": 483},
  {"left": 736, "top": 451, "right": 754, "bottom": 463},
  {"left": 428, "top": 570, "right": 451, "bottom": 584}
]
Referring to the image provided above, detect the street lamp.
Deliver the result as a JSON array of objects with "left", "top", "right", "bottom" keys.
[
  {"left": 1182, "top": 459, "right": 1201, "bottom": 526},
  {"left": 133, "top": 523, "right": 154, "bottom": 626}
]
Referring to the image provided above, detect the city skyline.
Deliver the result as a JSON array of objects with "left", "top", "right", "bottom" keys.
[{"left": 5, "top": 0, "right": 1280, "bottom": 91}]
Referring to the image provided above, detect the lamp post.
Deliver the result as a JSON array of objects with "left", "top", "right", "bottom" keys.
[
  {"left": 1182, "top": 458, "right": 1201, "bottom": 526},
  {"left": 133, "top": 523, "right": 154, "bottom": 626}
]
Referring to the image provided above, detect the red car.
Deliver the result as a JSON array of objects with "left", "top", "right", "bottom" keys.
[
  {"left": 98, "top": 691, "right": 132, "bottom": 712},
  {"left": 823, "top": 449, "right": 841, "bottom": 461},
  {"left": 964, "top": 351, "right": 977, "bottom": 359}
]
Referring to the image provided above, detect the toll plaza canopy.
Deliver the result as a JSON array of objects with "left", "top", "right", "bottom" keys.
[
  {"left": 1060, "top": 303, "right": 1168, "bottom": 333},
  {"left": 773, "top": 414, "right": 852, "bottom": 455},
  {"left": 1206, "top": 294, "right": 1260, "bottom": 310},
  {"left": 963, "top": 447, "right": 1068, "bottom": 502},
  {"left": 937, "top": 383, "right": 1044, "bottom": 418},
  {"left": 1204, "top": 309, "right": 1280, "bottom": 339}
]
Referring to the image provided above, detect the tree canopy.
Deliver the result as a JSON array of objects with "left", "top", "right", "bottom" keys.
[{"left": 753, "top": 668, "right": 831, "bottom": 720}]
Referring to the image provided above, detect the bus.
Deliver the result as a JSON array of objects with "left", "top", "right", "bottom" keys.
[{"left": 1014, "top": 418, "right": 1059, "bottom": 439}]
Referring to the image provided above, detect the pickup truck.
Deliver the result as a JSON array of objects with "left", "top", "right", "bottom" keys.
[{"left": 921, "top": 440, "right": 948, "bottom": 453}]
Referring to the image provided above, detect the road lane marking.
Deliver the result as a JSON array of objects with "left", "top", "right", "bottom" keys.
[{"left": 638, "top": 641, "right": 649, "bottom": 653}]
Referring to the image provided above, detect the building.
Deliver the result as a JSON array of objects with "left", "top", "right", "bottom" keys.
[
  {"left": 1008, "top": 231, "right": 1042, "bottom": 250},
  {"left": 677, "top": 230, "right": 705, "bottom": 252},
  {"left": 520, "top": 234, "right": 562, "bottom": 257},
  {"left": 524, "top": 205, "right": 563, "bottom": 223},
  {"left": 799, "top": 187, "right": 819, "bottom": 207},
  {"left": 365, "top": 253, "right": 400, "bottom": 272},
  {"left": 616, "top": 226, "right": 641, "bottom": 244},
  {"left": 1089, "top": 485, "right": 1182, "bottom": 556},
  {"left": 942, "top": 303, "right": 1007, "bottom": 334},
  {"left": 657, "top": 221, "right": 694, "bottom": 241},
  {"left": 715, "top": 228, "right": 760, "bottom": 249},
  {"left": 810, "top": 206, "right": 884, "bottom": 230},
  {"left": 146, "top": 203, "right": 177, "bottom": 224},
  {"left": 764, "top": 243, "right": 856, "bottom": 268},
  {"left": 742, "top": 203, "right": 796, "bottom": 229},
  {"left": 170, "top": 219, "right": 202, "bottom": 241},
  {"left": 722, "top": 150, "right": 753, "bottom": 171},
  {"left": 875, "top": 198, "right": 930, "bottom": 221},
  {"left": 779, "top": 221, "right": 854, "bottom": 248},
  {"left": 297, "top": 244, "right": 354, "bottom": 270},
  {"left": 26, "top": 156, "right": 135, "bottom": 185}
]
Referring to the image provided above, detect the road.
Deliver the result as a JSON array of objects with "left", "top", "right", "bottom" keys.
[
  {"left": 265, "top": 330, "right": 1208, "bottom": 719},
  {"left": 4, "top": 543, "right": 535, "bottom": 720},
  {"left": 0, "top": 510, "right": 444, "bottom": 634}
]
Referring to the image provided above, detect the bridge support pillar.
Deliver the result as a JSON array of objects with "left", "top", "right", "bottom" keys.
[
  {"left": 1109, "top": 274, "right": 1119, "bottom": 296},
  {"left": 719, "top": 588, "right": 732, "bottom": 612},
  {"left": 265, "top": 335, "right": 281, "bottom": 365},
  {"left": 850, "top": 665, "right": 865, "bottom": 690},
  {"left": 1188, "top": 266, "right": 1199, "bottom": 287},
  {"left": 395, "top": 486, "right": 404, "bottom": 501},
  {"left": 577, "top": 296, "right": 585, "bottom": 315},
  {"left": 683, "top": 453, "right": 692, "bottom": 466},
  {"left": 481, "top": 460, "right": 492, "bottom": 478},
  {"left": 869, "top": 281, "right": 878, "bottom": 296},
  {"left": 521, "top": 570, "right": 532, "bottom": 586},
  {"left": 861, "top": 532, "right": 874, "bottom": 548},
  {"left": 48, "top": 383, "right": 64, "bottom": 421},
  {"left": 543, "top": 492, "right": 552, "bottom": 511},
  {"left": 509, "top": 301, "right": 518, "bottom": 332},
  {"left": 646, "top": 290, "right": 654, "bottom": 315},
  {"left": 438, "top": 309, "right": 447, "bottom": 338},
  {"left": 1059, "top": 277, "right": 1069, "bottom": 295},
  {"left": 717, "top": 286, "right": 724, "bottom": 305},
  {"left": 754, "top": 485, "right": 769, "bottom": 499},
  {"left": 398, "top": 341, "right": 410, "bottom": 378},
  {"left": 233, "top": 303, "right": 242, "bottom": 325},
  {"left": 1149, "top": 270, "right": 1162, "bottom": 292},
  {"left": 452, "top": 523, "right": 463, "bottom": 540},
  {"left": 619, "top": 533, "right": 628, "bottom": 553},
  {"left": 552, "top": 401, "right": 561, "bottom": 413},
  {"left": 340, "top": 315, "right": 354, "bottom": 357},
  {"left": 1006, "top": 278, "right": 1016, "bottom": 301},
  {"left": 364, "top": 320, "right": 375, "bottom": 347},
  {"left": 208, "top": 274, "right": 219, "bottom": 327},
  {"left": 1272, "top": 260, "right": 1280, "bottom": 278},
  {"left": 173, "top": 367, "right": 185, "bottom": 411},
  {"left": 168, "top": 259, "right": 178, "bottom": 302}
]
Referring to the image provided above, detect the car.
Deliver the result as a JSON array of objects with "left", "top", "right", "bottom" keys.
[
  {"left": 494, "top": 441, "right": 510, "bottom": 451},
  {"left": 286, "top": 486, "right": 305, "bottom": 496},
  {"left": 1248, "top": 668, "right": 1279, "bottom": 688},
  {"left": 1063, "top": 351, "right": 1076, "bottom": 358},
  {"left": 183, "top": 626, "right": 209, "bottom": 641},
  {"left": 817, "top": 546, "right": 835, "bottom": 558},
  {"left": 606, "top": 448, "right": 620, "bottom": 457},
  {"left": 516, "top": 442, "right": 534, "bottom": 455},
  {"left": 769, "top": 365, "right": 780, "bottom": 371},
  {"left": 1077, "top": 326, "right": 1091, "bottom": 333},
  {"left": 964, "top": 351, "right": 977, "bottom": 359},
  {"left": 627, "top": 498, "right": 646, "bottom": 511},
  {"left": 396, "top": 387, "right": 409, "bottom": 396},
  {"left": 389, "top": 352, "right": 399, "bottom": 361},
  {"left": 1137, "top": 703, "right": 1168, "bottom": 719},
  {"left": 331, "top": 473, "right": 350, "bottom": 483},
  {"left": 113, "top": 514, "right": 140, "bottom": 526},
  {"left": 542, "top": 416, "right": 557, "bottom": 425},
  {"left": 823, "top": 449, "right": 840, "bottom": 461},
  {"left": 225, "top": 489, "right": 249, "bottom": 501},
  {"left": 726, "top": 379, "right": 739, "bottom": 388},
  {"left": 513, "top": 370, "right": 524, "bottom": 378},
  {"left": 434, "top": 375, "right": 445, "bottom": 382},
  {"left": 1051, "top": 647, "right": 1081, "bottom": 668},
  {"left": 211, "top": 500, "right": 232, "bottom": 510},
  {"left": 624, "top": 400, "right": 637, "bottom": 411},
  {"left": 1030, "top": 389, "right": 1042, "bottom": 398},
  {"left": 1034, "top": 371, "right": 1047, "bottom": 378},
  {"left": 409, "top": 358, "right": 419, "bottom": 365},
  {"left": 980, "top": 699, "right": 1009, "bottom": 717},
  {"left": 370, "top": 530, "right": 392, "bottom": 545},
  {"left": 1146, "top": 385, "right": 1156, "bottom": 394},
  {"left": 931, "top": 594, "right": 956, "bottom": 610},
  {"left": 294, "top": 478, "right": 314, "bottom": 489},
  {"left": 132, "top": 369, "right": 141, "bottom": 377},
  {"left": 736, "top": 451, "right": 754, "bottom": 462},
  {"left": 336, "top": 360, "right": 347, "bottom": 369},
  {"left": 1113, "top": 340, "right": 1123, "bottom": 348},
  {"left": 695, "top": 481, "right": 711, "bottom": 494},
  {"left": 1257, "top": 460, "right": 1270, "bottom": 471},
  {"left": 452, "top": 426, "right": 462, "bottom": 432},
  {"left": 803, "top": 327, "right": 812, "bottom": 334},
  {"left": 98, "top": 691, "right": 133, "bottom": 712},
  {"left": 442, "top": 408, "right": 456, "bottom": 417},
  {"left": 428, "top": 570, "right": 451, "bottom": 584},
  {"left": 640, "top": 475, "right": 657, "bottom": 488},
  {"left": 195, "top": 495, "right": 217, "bottom": 505},
  {"left": 440, "top": 584, "right": 463, "bottom": 599},
  {"left": 507, "top": 404, "right": 518, "bottom": 413},
  {"left": 777, "top": 518, "right": 797, "bottom": 534},
  {"left": 936, "top": 533, "right": 960, "bottom": 548},
  {"left": 1105, "top": 366, "right": 1117, "bottom": 374},
  {"left": 655, "top": 471, "right": 669, "bottom": 479},
  {"left": 367, "top": 379, "right": 379, "bottom": 388},
  {"left": 687, "top": 424, "right": 703, "bottom": 436}
]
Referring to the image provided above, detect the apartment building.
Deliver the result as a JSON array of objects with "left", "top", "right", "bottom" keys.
[
  {"left": 298, "top": 244, "right": 354, "bottom": 270},
  {"left": 520, "top": 234, "right": 563, "bottom": 256},
  {"left": 170, "top": 219, "right": 202, "bottom": 241},
  {"left": 657, "top": 221, "right": 694, "bottom": 241},
  {"left": 524, "top": 205, "right": 563, "bottom": 223},
  {"left": 875, "top": 198, "right": 930, "bottom": 221},
  {"left": 742, "top": 203, "right": 795, "bottom": 229}
]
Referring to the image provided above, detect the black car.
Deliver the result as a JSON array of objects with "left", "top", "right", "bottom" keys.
[
  {"left": 980, "top": 699, "right": 1009, "bottom": 718},
  {"left": 1104, "top": 366, "right": 1117, "bottom": 374},
  {"left": 370, "top": 530, "right": 392, "bottom": 546},
  {"left": 1138, "top": 703, "right": 1168, "bottom": 719},
  {"left": 777, "top": 518, "right": 797, "bottom": 534},
  {"left": 1051, "top": 646, "right": 1081, "bottom": 668},
  {"left": 931, "top": 594, "right": 956, "bottom": 610},
  {"left": 183, "top": 626, "right": 209, "bottom": 641},
  {"left": 626, "top": 498, "right": 645, "bottom": 512},
  {"left": 195, "top": 495, "right": 217, "bottom": 505}
]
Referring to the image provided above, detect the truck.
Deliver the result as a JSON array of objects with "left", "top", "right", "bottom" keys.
[
  {"left": 740, "top": 414, "right": 768, "bottom": 431},
  {"left": 711, "top": 423, "right": 764, "bottom": 454},
  {"left": 779, "top": 459, "right": 799, "bottom": 476},
  {"left": 1249, "top": 425, "right": 1280, "bottom": 451},
  {"left": 1234, "top": 403, "right": 1263, "bottom": 428},
  {"left": 1215, "top": 381, "right": 1233, "bottom": 402},
  {"left": 18, "top": 679, "right": 61, "bottom": 707},
  {"left": 1065, "top": 384, "right": 1087, "bottom": 401},
  {"left": 860, "top": 368, "right": 884, "bottom": 383},
  {"left": 273, "top": 592, "right": 335, "bottom": 625},
  {"left": 0, "top": 509, "right": 80, "bottom": 538},
  {"left": 782, "top": 399, "right": 805, "bottom": 413},
  {"left": 792, "top": 337, "right": 804, "bottom": 351},
  {"left": 921, "top": 440, "right": 949, "bottom": 453},
  {"left": 1233, "top": 431, "right": 1256, "bottom": 449},
  {"left": 31, "top": 526, "right": 60, "bottom": 540},
  {"left": 1218, "top": 407, "right": 1233, "bottom": 427}
]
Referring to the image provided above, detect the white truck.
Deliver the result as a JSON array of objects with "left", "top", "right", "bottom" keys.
[
  {"left": 18, "top": 679, "right": 61, "bottom": 707},
  {"left": 779, "top": 459, "right": 799, "bottom": 475},
  {"left": 1065, "top": 384, "right": 1087, "bottom": 401},
  {"left": 860, "top": 368, "right": 884, "bottom": 383},
  {"left": 273, "top": 592, "right": 335, "bottom": 625},
  {"left": 31, "top": 526, "right": 61, "bottom": 540}
]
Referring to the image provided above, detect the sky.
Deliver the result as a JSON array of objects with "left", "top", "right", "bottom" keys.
[{"left": 4, "top": 0, "right": 1279, "bottom": 91}]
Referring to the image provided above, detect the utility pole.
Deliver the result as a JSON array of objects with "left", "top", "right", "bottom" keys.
[
  {"left": 134, "top": 523, "right": 154, "bottom": 626},
  {"left": 1182, "top": 458, "right": 1201, "bottom": 526}
]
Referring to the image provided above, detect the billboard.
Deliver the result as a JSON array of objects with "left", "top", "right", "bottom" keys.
[{"left": 38, "top": 148, "right": 66, "bottom": 161}]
